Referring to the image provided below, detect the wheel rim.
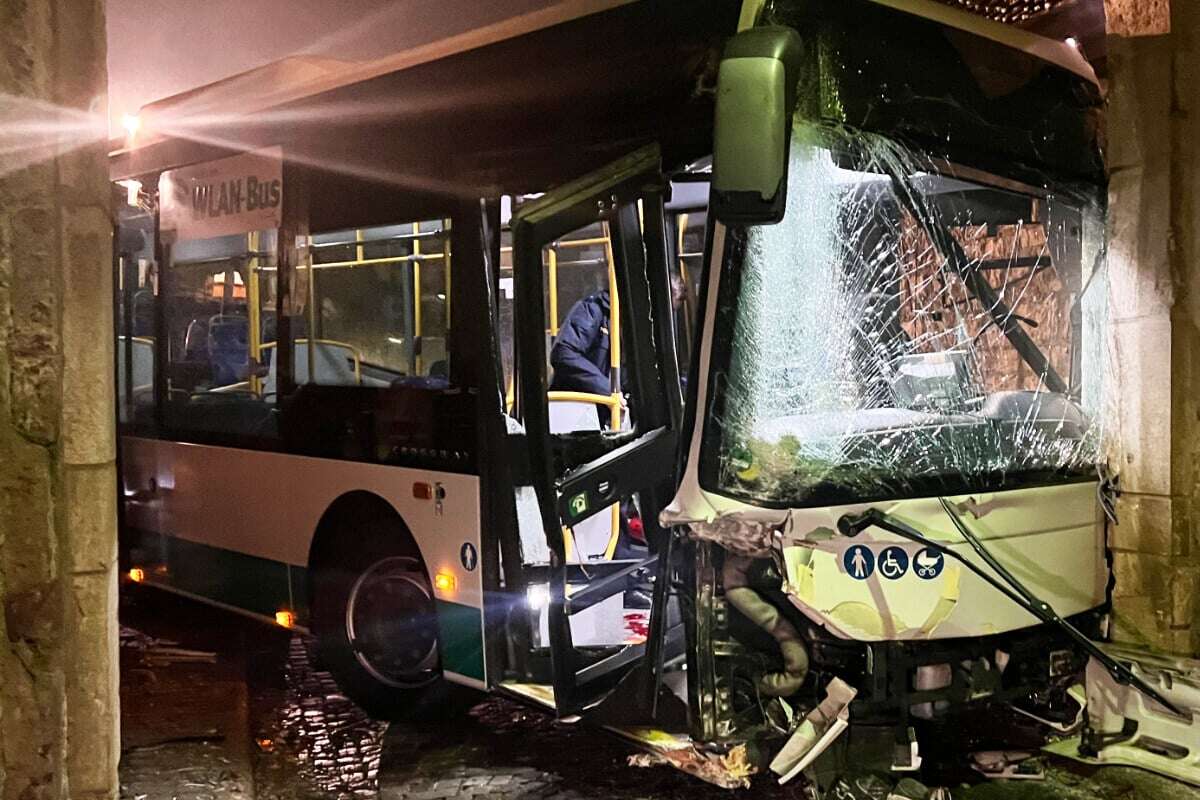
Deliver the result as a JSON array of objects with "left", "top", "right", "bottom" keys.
[{"left": 345, "top": 556, "right": 439, "bottom": 689}]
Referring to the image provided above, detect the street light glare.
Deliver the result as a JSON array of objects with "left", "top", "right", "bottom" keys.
[{"left": 121, "top": 112, "right": 140, "bottom": 136}]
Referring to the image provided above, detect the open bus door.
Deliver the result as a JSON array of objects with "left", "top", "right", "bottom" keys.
[{"left": 511, "top": 145, "right": 686, "bottom": 716}]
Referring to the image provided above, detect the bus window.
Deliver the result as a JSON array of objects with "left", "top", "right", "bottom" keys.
[
  {"left": 160, "top": 230, "right": 279, "bottom": 439},
  {"left": 299, "top": 220, "right": 451, "bottom": 388}
]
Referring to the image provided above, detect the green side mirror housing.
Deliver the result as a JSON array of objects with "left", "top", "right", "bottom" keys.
[{"left": 712, "top": 26, "right": 803, "bottom": 226}]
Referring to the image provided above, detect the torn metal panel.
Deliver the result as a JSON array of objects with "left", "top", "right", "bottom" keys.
[
  {"left": 770, "top": 677, "right": 857, "bottom": 784},
  {"left": 1045, "top": 647, "right": 1200, "bottom": 787}
]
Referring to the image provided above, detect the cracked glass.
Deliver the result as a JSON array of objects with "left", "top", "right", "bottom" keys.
[{"left": 701, "top": 121, "right": 1108, "bottom": 508}]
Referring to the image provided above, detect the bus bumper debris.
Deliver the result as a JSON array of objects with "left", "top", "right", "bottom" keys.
[
  {"left": 770, "top": 677, "right": 857, "bottom": 785},
  {"left": 1044, "top": 646, "right": 1200, "bottom": 787}
]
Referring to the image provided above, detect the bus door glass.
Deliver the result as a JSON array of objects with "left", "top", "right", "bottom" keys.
[
  {"left": 114, "top": 184, "right": 157, "bottom": 426},
  {"left": 510, "top": 146, "right": 686, "bottom": 715}
]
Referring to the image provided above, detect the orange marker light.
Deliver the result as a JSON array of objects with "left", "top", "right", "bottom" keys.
[
  {"left": 433, "top": 572, "right": 456, "bottom": 593},
  {"left": 128, "top": 567, "right": 145, "bottom": 583},
  {"left": 275, "top": 610, "right": 296, "bottom": 629},
  {"left": 413, "top": 482, "right": 434, "bottom": 500}
]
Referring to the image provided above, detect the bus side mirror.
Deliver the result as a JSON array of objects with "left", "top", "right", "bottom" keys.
[{"left": 711, "top": 26, "right": 803, "bottom": 226}]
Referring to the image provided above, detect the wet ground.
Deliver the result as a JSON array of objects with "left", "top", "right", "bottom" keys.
[{"left": 119, "top": 586, "right": 1200, "bottom": 800}]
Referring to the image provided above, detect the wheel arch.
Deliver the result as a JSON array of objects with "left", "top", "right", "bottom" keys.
[{"left": 306, "top": 490, "right": 429, "bottom": 608}]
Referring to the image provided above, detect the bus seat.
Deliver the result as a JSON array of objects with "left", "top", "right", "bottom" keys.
[
  {"left": 548, "top": 401, "right": 601, "bottom": 434},
  {"left": 117, "top": 336, "right": 155, "bottom": 404},
  {"left": 207, "top": 315, "right": 249, "bottom": 385},
  {"left": 567, "top": 511, "right": 616, "bottom": 563},
  {"left": 263, "top": 340, "right": 361, "bottom": 393}
]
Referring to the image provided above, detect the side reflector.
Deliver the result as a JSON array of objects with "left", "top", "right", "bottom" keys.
[
  {"left": 275, "top": 610, "right": 296, "bottom": 629},
  {"left": 128, "top": 567, "right": 146, "bottom": 583},
  {"left": 433, "top": 572, "right": 456, "bottom": 593},
  {"left": 413, "top": 482, "right": 434, "bottom": 500}
]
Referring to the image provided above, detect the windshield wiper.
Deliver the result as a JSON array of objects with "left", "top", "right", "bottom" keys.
[
  {"left": 887, "top": 175, "right": 1068, "bottom": 395},
  {"left": 836, "top": 501, "right": 1184, "bottom": 717}
]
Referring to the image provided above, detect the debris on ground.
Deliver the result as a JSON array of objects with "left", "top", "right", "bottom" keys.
[{"left": 970, "top": 750, "right": 1044, "bottom": 780}]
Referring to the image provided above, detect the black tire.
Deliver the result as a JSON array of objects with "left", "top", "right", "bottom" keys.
[{"left": 310, "top": 515, "right": 462, "bottom": 720}]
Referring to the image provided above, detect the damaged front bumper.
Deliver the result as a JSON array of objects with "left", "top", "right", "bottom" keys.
[{"left": 1046, "top": 645, "right": 1200, "bottom": 786}]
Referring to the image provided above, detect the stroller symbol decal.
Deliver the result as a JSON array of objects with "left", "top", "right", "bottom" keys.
[{"left": 914, "top": 548, "right": 944, "bottom": 579}]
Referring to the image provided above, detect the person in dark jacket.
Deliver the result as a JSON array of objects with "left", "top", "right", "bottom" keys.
[
  {"left": 549, "top": 290, "right": 613, "bottom": 398},
  {"left": 549, "top": 290, "right": 650, "bottom": 607}
]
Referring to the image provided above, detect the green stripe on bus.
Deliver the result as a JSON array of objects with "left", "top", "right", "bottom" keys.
[
  {"left": 128, "top": 529, "right": 484, "bottom": 681},
  {"left": 126, "top": 528, "right": 296, "bottom": 621},
  {"left": 435, "top": 599, "right": 485, "bottom": 682}
]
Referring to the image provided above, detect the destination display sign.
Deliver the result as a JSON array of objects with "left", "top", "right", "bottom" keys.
[{"left": 159, "top": 146, "right": 283, "bottom": 241}]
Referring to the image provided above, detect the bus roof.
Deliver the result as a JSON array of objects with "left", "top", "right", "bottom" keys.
[{"left": 111, "top": 0, "right": 1098, "bottom": 187}]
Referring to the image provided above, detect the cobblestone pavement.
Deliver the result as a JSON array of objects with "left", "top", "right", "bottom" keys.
[{"left": 119, "top": 586, "right": 1200, "bottom": 800}]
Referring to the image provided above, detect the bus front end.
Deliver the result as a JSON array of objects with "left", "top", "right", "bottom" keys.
[{"left": 665, "top": 0, "right": 1112, "bottom": 781}]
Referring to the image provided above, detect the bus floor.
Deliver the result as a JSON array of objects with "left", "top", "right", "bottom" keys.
[{"left": 118, "top": 584, "right": 1200, "bottom": 800}]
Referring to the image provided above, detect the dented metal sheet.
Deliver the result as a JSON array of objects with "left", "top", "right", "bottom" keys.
[{"left": 1045, "top": 647, "right": 1200, "bottom": 787}]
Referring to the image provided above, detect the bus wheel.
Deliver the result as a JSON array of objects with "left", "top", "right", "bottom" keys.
[{"left": 312, "top": 537, "right": 451, "bottom": 720}]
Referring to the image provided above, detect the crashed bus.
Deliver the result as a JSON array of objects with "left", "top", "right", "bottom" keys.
[{"left": 110, "top": 0, "right": 1187, "bottom": 790}]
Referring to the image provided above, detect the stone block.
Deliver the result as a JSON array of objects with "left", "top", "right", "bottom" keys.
[
  {"left": 1110, "top": 551, "right": 1171, "bottom": 606},
  {"left": 66, "top": 570, "right": 118, "bottom": 800},
  {"left": 1106, "top": 0, "right": 1171, "bottom": 37},
  {"left": 1171, "top": 566, "right": 1199, "bottom": 629},
  {"left": 1107, "top": 168, "right": 1174, "bottom": 320},
  {"left": 60, "top": 203, "right": 114, "bottom": 466},
  {"left": 1111, "top": 493, "right": 1173, "bottom": 556},
  {"left": 1105, "top": 36, "right": 1173, "bottom": 171},
  {"left": 1109, "top": 316, "right": 1173, "bottom": 496},
  {"left": 1111, "top": 594, "right": 1171, "bottom": 649},
  {"left": 0, "top": 435, "right": 57, "bottom": 587},
  {"left": 65, "top": 464, "right": 117, "bottom": 574}
]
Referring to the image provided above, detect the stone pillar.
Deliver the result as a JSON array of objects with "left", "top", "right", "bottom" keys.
[
  {"left": 1105, "top": 0, "right": 1200, "bottom": 654},
  {"left": 0, "top": 1, "right": 118, "bottom": 799}
]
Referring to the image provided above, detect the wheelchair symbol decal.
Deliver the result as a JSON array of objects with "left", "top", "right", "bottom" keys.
[
  {"left": 877, "top": 546, "right": 909, "bottom": 580},
  {"left": 914, "top": 548, "right": 945, "bottom": 580},
  {"left": 843, "top": 545, "right": 874, "bottom": 580}
]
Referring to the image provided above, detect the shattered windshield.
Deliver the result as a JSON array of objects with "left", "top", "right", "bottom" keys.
[{"left": 701, "top": 122, "right": 1108, "bottom": 508}]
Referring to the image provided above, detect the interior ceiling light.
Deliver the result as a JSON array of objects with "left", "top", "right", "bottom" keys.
[{"left": 931, "top": 0, "right": 1070, "bottom": 23}]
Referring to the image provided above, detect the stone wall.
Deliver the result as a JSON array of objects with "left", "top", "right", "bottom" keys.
[
  {"left": 1105, "top": 0, "right": 1200, "bottom": 655},
  {"left": 0, "top": 1, "right": 118, "bottom": 799}
]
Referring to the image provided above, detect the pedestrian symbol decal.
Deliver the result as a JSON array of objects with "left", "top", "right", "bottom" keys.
[
  {"left": 460, "top": 542, "right": 478, "bottom": 572},
  {"left": 843, "top": 545, "right": 874, "bottom": 580},
  {"left": 914, "top": 548, "right": 944, "bottom": 579},
  {"left": 878, "top": 546, "right": 909, "bottom": 580}
]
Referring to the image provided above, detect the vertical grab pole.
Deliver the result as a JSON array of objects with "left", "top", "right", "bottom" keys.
[
  {"left": 305, "top": 234, "right": 316, "bottom": 384},
  {"left": 601, "top": 220, "right": 621, "bottom": 556},
  {"left": 247, "top": 230, "right": 262, "bottom": 396},
  {"left": 413, "top": 221, "right": 423, "bottom": 375},
  {"left": 548, "top": 246, "right": 559, "bottom": 336},
  {"left": 443, "top": 217, "right": 452, "bottom": 330},
  {"left": 601, "top": 221, "right": 621, "bottom": 430}
]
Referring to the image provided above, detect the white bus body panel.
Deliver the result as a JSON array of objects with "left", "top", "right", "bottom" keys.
[{"left": 121, "top": 435, "right": 487, "bottom": 683}]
